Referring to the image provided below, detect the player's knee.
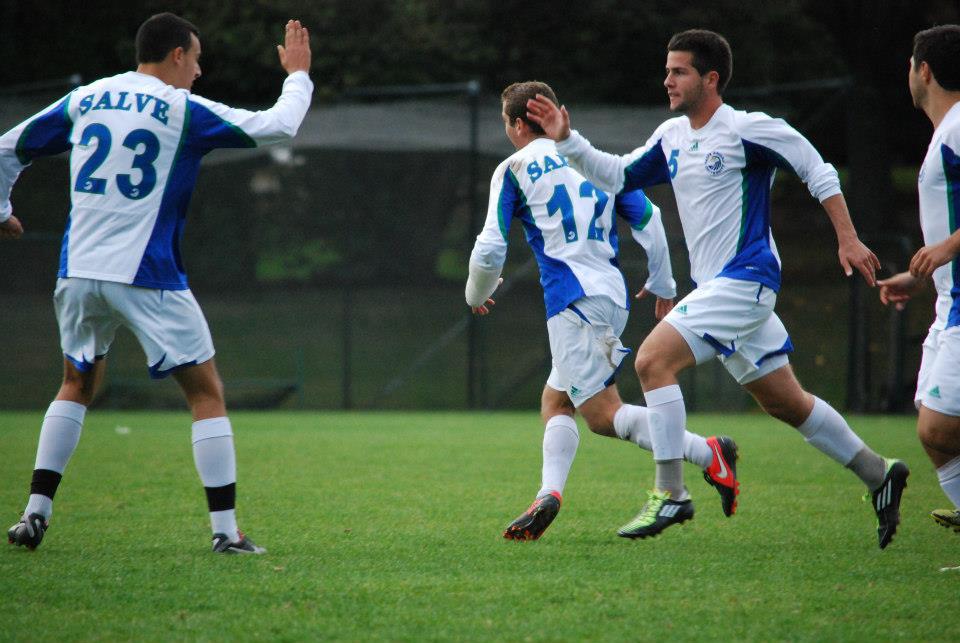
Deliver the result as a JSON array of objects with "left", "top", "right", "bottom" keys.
[
  {"left": 634, "top": 349, "right": 663, "bottom": 384},
  {"left": 579, "top": 403, "right": 616, "bottom": 437},
  {"left": 59, "top": 372, "right": 97, "bottom": 406},
  {"left": 918, "top": 421, "right": 960, "bottom": 455},
  {"left": 541, "top": 398, "right": 575, "bottom": 424}
]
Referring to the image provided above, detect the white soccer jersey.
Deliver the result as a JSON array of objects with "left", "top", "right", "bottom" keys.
[
  {"left": 470, "top": 137, "right": 675, "bottom": 319},
  {"left": 0, "top": 70, "right": 313, "bottom": 289},
  {"left": 557, "top": 104, "right": 842, "bottom": 291},
  {"left": 917, "top": 101, "right": 960, "bottom": 330}
]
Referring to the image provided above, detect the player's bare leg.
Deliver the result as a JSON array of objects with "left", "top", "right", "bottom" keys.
[
  {"left": 9, "top": 359, "right": 102, "bottom": 550},
  {"left": 744, "top": 364, "right": 909, "bottom": 549},
  {"left": 918, "top": 406, "right": 960, "bottom": 533},
  {"left": 173, "top": 359, "right": 264, "bottom": 554}
]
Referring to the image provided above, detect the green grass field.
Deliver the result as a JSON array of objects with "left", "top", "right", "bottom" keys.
[{"left": 1, "top": 411, "right": 956, "bottom": 641}]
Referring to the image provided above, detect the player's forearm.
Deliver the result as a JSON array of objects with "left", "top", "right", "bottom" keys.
[
  {"left": 821, "top": 194, "right": 861, "bottom": 243},
  {"left": 465, "top": 252, "right": 503, "bottom": 307},
  {"left": 556, "top": 131, "right": 625, "bottom": 194},
  {"left": 0, "top": 135, "right": 27, "bottom": 224}
]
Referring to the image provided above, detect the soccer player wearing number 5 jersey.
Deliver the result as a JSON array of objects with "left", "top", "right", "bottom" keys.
[
  {"left": 1, "top": 13, "right": 313, "bottom": 554},
  {"left": 879, "top": 25, "right": 960, "bottom": 545},
  {"left": 527, "top": 30, "right": 909, "bottom": 547},
  {"left": 467, "top": 82, "right": 741, "bottom": 542}
]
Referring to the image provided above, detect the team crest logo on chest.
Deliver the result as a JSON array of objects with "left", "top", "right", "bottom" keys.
[{"left": 704, "top": 151, "right": 725, "bottom": 175}]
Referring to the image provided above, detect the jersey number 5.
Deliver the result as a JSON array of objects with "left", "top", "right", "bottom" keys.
[{"left": 74, "top": 124, "right": 160, "bottom": 200}]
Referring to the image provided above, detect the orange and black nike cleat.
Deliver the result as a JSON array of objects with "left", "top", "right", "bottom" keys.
[
  {"left": 503, "top": 492, "right": 561, "bottom": 541},
  {"left": 703, "top": 435, "right": 740, "bottom": 517}
]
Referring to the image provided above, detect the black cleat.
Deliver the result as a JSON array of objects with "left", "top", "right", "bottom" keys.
[
  {"left": 703, "top": 435, "right": 739, "bottom": 517},
  {"left": 503, "top": 492, "right": 561, "bottom": 541},
  {"left": 7, "top": 513, "right": 48, "bottom": 550},
  {"left": 618, "top": 491, "right": 694, "bottom": 539},
  {"left": 869, "top": 459, "right": 910, "bottom": 550},
  {"left": 212, "top": 531, "right": 266, "bottom": 554}
]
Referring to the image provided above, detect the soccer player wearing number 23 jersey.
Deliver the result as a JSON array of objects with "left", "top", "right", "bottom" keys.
[{"left": 1, "top": 13, "right": 313, "bottom": 554}]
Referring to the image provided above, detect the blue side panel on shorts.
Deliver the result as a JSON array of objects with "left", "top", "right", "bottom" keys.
[
  {"left": 57, "top": 214, "right": 72, "bottom": 277},
  {"left": 603, "top": 347, "right": 633, "bottom": 387},
  {"left": 942, "top": 143, "right": 960, "bottom": 329},
  {"left": 622, "top": 140, "right": 671, "bottom": 192},
  {"left": 15, "top": 95, "right": 73, "bottom": 164},
  {"left": 703, "top": 332, "right": 735, "bottom": 357},
  {"left": 148, "top": 355, "right": 198, "bottom": 379},
  {"left": 65, "top": 352, "right": 96, "bottom": 373},
  {"left": 755, "top": 336, "right": 795, "bottom": 366},
  {"left": 513, "top": 181, "right": 586, "bottom": 318},
  {"left": 717, "top": 138, "right": 783, "bottom": 292}
]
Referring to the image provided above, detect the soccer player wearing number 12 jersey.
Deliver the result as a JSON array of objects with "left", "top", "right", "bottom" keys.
[
  {"left": 466, "top": 82, "right": 741, "bottom": 541},
  {"left": 527, "top": 30, "right": 909, "bottom": 547},
  {"left": 1, "top": 13, "right": 313, "bottom": 553}
]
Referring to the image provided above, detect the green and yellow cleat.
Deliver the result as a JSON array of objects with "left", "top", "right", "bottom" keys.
[
  {"left": 931, "top": 508, "right": 960, "bottom": 533},
  {"left": 617, "top": 490, "right": 693, "bottom": 539}
]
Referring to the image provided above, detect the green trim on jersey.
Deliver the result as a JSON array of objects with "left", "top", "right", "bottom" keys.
[
  {"left": 737, "top": 168, "right": 750, "bottom": 252},
  {"left": 630, "top": 197, "right": 655, "bottom": 231},
  {"left": 499, "top": 167, "right": 528, "bottom": 240},
  {"left": 944, "top": 150, "right": 958, "bottom": 236}
]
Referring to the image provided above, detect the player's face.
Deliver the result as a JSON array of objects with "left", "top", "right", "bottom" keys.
[
  {"left": 664, "top": 50, "right": 705, "bottom": 113},
  {"left": 173, "top": 33, "right": 202, "bottom": 91},
  {"left": 908, "top": 56, "right": 926, "bottom": 110}
]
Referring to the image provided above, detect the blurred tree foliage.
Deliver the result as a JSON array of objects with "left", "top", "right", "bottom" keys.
[{"left": 0, "top": 1, "right": 951, "bottom": 103}]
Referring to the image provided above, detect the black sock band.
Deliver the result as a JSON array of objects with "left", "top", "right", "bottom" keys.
[
  {"left": 30, "top": 469, "right": 63, "bottom": 500},
  {"left": 204, "top": 483, "right": 236, "bottom": 512}
]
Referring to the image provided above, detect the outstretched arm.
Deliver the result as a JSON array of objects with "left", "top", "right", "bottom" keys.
[
  {"left": 526, "top": 95, "right": 671, "bottom": 194},
  {"left": 188, "top": 20, "right": 313, "bottom": 150},
  {"left": 616, "top": 190, "right": 676, "bottom": 320}
]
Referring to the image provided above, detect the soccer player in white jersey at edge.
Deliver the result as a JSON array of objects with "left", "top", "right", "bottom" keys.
[
  {"left": 0, "top": 13, "right": 312, "bottom": 554},
  {"left": 878, "top": 25, "right": 960, "bottom": 545},
  {"left": 466, "top": 81, "right": 742, "bottom": 541},
  {"left": 527, "top": 29, "right": 910, "bottom": 547}
]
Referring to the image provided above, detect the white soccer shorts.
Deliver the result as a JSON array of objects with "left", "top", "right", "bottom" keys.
[
  {"left": 545, "top": 295, "right": 631, "bottom": 407},
  {"left": 663, "top": 276, "right": 792, "bottom": 385},
  {"left": 916, "top": 324, "right": 960, "bottom": 417},
  {"left": 54, "top": 277, "right": 215, "bottom": 379}
]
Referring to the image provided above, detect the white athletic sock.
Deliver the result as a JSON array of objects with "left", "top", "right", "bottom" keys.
[
  {"left": 537, "top": 415, "right": 579, "bottom": 499},
  {"left": 644, "top": 385, "right": 687, "bottom": 498},
  {"left": 24, "top": 400, "right": 86, "bottom": 519},
  {"left": 937, "top": 455, "right": 960, "bottom": 508},
  {"left": 795, "top": 397, "right": 866, "bottom": 466},
  {"left": 613, "top": 404, "right": 712, "bottom": 468},
  {"left": 192, "top": 417, "right": 239, "bottom": 541},
  {"left": 684, "top": 432, "right": 714, "bottom": 469}
]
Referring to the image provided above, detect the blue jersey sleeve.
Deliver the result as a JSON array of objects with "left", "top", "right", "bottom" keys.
[{"left": 614, "top": 189, "right": 655, "bottom": 230}]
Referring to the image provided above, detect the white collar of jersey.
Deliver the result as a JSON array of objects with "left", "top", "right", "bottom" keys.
[
  {"left": 687, "top": 103, "right": 733, "bottom": 134},
  {"left": 934, "top": 101, "right": 960, "bottom": 139}
]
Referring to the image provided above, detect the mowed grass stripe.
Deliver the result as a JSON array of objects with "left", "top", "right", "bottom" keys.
[{"left": 0, "top": 411, "right": 955, "bottom": 641}]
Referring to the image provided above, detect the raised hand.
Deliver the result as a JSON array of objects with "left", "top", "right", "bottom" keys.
[
  {"left": 525, "top": 94, "right": 571, "bottom": 142},
  {"left": 277, "top": 20, "right": 311, "bottom": 75}
]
